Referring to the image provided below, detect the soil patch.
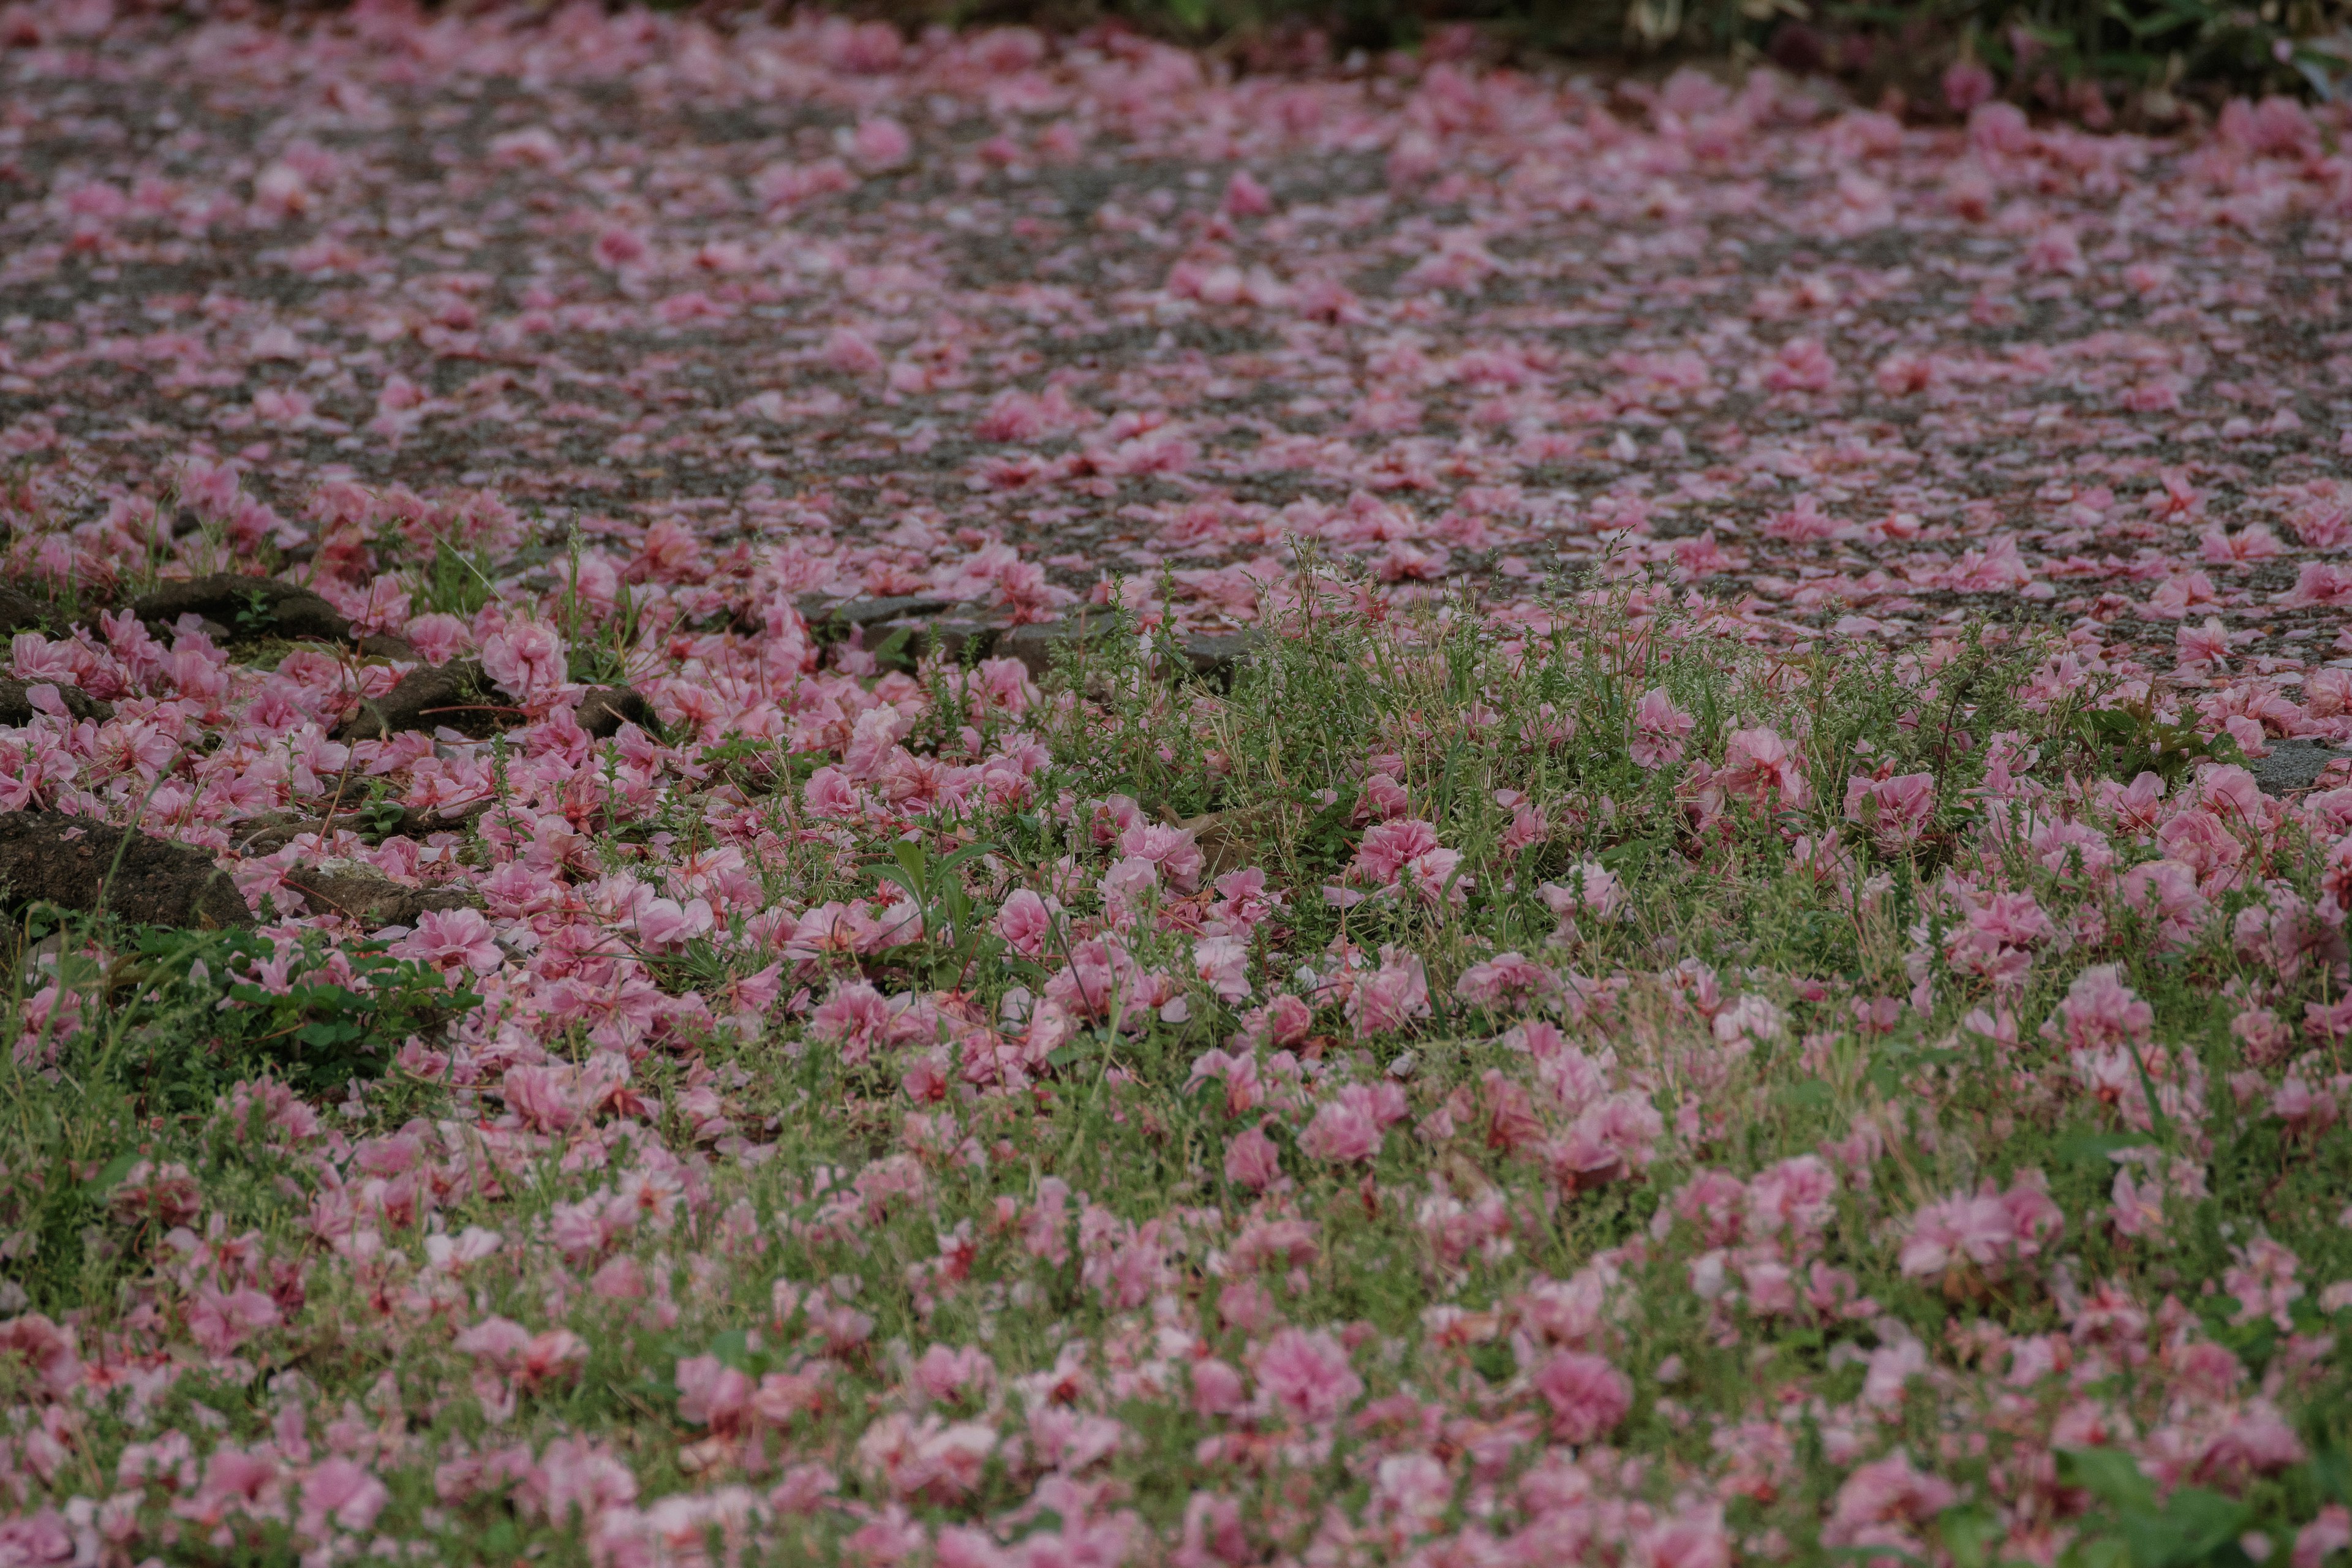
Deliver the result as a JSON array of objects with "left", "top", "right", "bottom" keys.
[
  {"left": 0, "top": 679, "right": 113, "bottom": 726},
  {"left": 0, "top": 812, "right": 252, "bottom": 928},
  {"left": 339, "top": 661, "right": 512, "bottom": 741},
  {"left": 132, "top": 573, "right": 412, "bottom": 657}
]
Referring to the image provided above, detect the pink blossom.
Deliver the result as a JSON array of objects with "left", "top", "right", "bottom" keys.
[
  {"left": 187, "top": 1284, "right": 281, "bottom": 1357},
  {"left": 2294, "top": 1506, "right": 2350, "bottom": 1568},
  {"left": 1298, "top": 1081, "right": 1401, "bottom": 1166},
  {"left": 676, "top": 1354, "right": 753, "bottom": 1433},
  {"left": 994, "top": 888, "right": 1058, "bottom": 959},
  {"left": 1118, "top": 820, "right": 1205, "bottom": 894},
  {"left": 294, "top": 1458, "right": 390, "bottom": 1538},
  {"left": 1632, "top": 1506, "right": 1733, "bottom": 1568},
  {"left": 479, "top": 619, "right": 567, "bottom": 703},
  {"left": 1630, "top": 688, "right": 1696, "bottom": 769},
  {"left": 1254, "top": 1328, "right": 1363, "bottom": 1423},
  {"left": 501, "top": 1064, "right": 584, "bottom": 1134},
  {"left": 1341, "top": 816, "right": 1470, "bottom": 905},
  {"left": 629, "top": 894, "right": 711, "bottom": 949},
  {"left": 1299, "top": 1092, "right": 1385, "bottom": 1163},
  {"left": 405, "top": 612, "right": 470, "bottom": 665},
  {"left": 1190, "top": 1359, "right": 1245, "bottom": 1417},
  {"left": 1842, "top": 772, "right": 1936, "bottom": 847},
  {"left": 1343, "top": 948, "right": 1431, "bottom": 1038},
  {"left": 1823, "top": 1451, "right": 1958, "bottom": 1547},
  {"left": 1222, "top": 170, "right": 1274, "bottom": 216},
  {"left": 1539, "top": 861, "right": 1626, "bottom": 940},
  {"left": 1189, "top": 935, "right": 1251, "bottom": 1002},
  {"left": 1532, "top": 1350, "right": 1631, "bottom": 1443},
  {"left": 855, "top": 1412, "right": 996, "bottom": 1502},
  {"left": 1899, "top": 1171, "right": 2063, "bottom": 1281},
  {"left": 1719, "top": 727, "right": 1812, "bottom": 813},
  {"left": 1943, "top": 59, "right": 1997, "bottom": 113},
  {"left": 911, "top": 1344, "right": 994, "bottom": 1405},
  {"left": 594, "top": 225, "right": 649, "bottom": 271},
  {"left": 850, "top": 116, "right": 913, "bottom": 169},
  {"left": 396, "top": 907, "right": 503, "bottom": 974},
  {"left": 2044, "top": 965, "right": 2152, "bottom": 1050},
  {"left": 1355, "top": 772, "right": 1411, "bottom": 821},
  {"left": 1454, "top": 951, "right": 1559, "bottom": 1010},
  {"left": 1223, "top": 1123, "right": 1284, "bottom": 1190},
  {"left": 2225, "top": 1238, "right": 2305, "bottom": 1332}
]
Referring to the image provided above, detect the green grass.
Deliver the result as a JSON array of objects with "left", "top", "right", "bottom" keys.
[{"left": 6, "top": 584, "right": 2352, "bottom": 1565}]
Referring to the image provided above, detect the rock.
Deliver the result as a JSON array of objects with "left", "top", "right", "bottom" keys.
[
  {"left": 0, "top": 678, "right": 113, "bottom": 727},
  {"left": 0, "top": 582, "right": 54, "bottom": 635},
  {"left": 930, "top": 616, "right": 1249, "bottom": 686},
  {"left": 337, "top": 660, "right": 510, "bottom": 741},
  {"left": 1172, "top": 800, "right": 1298, "bottom": 877},
  {"left": 344, "top": 670, "right": 658, "bottom": 744},
  {"left": 131, "top": 572, "right": 415, "bottom": 658},
  {"left": 1000, "top": 611, "right": 1124, "bottom": 680},
  {"left": 0, "top": 812, "right": 252, "bottom": 928},
  {"left": 232, "top": 799, "right": 491, "bottom": 856},
  {"left": 797, "top": 594, "right": 956, "bottom": 633},
  {"left": 577, "top": 684, "right": 660, "bottom": 739},
  {"left": 1179, "top": 631, "right": 1259, "bottom": 690},
  {"left": 134, "top": 572, "right": 353, "bottom": 643},
  {"left": 2250, "top": 738, "right": 2351, "bottom": 797},
  {"left": 795, "top": 595, "right": 1014, "bottom": 670},
  {"left": 273, "top": 863, "right": 480, "bottom": 928},
  {"left": 0, "top": 812, "right": 475, "bottom": 932},
  {"left": 918, "top": 619, "right": 1005, "bottom": 664}
]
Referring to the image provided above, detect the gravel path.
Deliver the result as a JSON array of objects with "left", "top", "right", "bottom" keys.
[{"left": 6, "top": 10, "right": 2350, "bottom": 689}]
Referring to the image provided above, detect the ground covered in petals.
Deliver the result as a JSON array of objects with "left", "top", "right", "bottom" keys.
[{"left": 7, "top": 6, "right": 2352, "bottom": 1567}]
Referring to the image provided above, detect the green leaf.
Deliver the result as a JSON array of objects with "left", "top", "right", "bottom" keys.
[
  {"left": 872, "top": 864, "right": 925, "bottom": 910},
  {"left": 2119, "top": 1487, "right": 2244, "bottom": 1568},
  {"left": 1467, "top": 1342, "right": 1515, "bottom": 1382},
  {"left": 2204, "top": 1310, "right": 2277, "bottom": 1374},
  {"left": 2063, "top": 1537, "right": 2132, "bottom": 1568},
  {"left": 2312, "top": 1446, "right": 2352, "bottom": 1506},
  {"left": 1940, "top": 1505, "right": 2003, "bottom": 1568},
  {"left": 870, "top": 624, "right": 916, "bottom": 671},
  {"left": 359, "top": 797, "right": 408, "bottom": 835},
  {"left": 2059, "top": 1447, "right": 2155, "bottom": 1510},
  {"left": 933, "top": 840, "right": 996, "bottom": 881},
  {"left": 1778, "top": 1079, "right": 1835, "bottom": 1111},
  {"left": 87, "top": 1151, "right": 140, "bottom": 1194},
  {"left": 2056, "top": 1130, "right": 2146, "bottom": 1167},
  {"left": 1825, "top": 1547, "right": 1926, "bottom": 1568}
]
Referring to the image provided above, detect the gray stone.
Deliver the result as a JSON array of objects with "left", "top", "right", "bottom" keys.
[
  {"left": 2250, "top": 738, "right": 2351, "bottom": 797},
  {"left": 797, "top": 594, "right": 956, "bottom": 633},
  {"left": 1000, "top": 612, "right": 1124, "bottom": 680},
  {"left": 0, "top": 677, "right": 111, "bottom": 726},
  {"left": 918, "top": 619, "right": 1006, "bottom": 663},
  {"left": 577, "top": 685, "right": 659, "bottom": 739},
  {"left": 0, "top": 584, "right": 53, "bottom": 635},
  {"left": 132, "top": 573, "right": 351, "bottom": 644},
  {"left": 1179, "top": 631, "right": 1259, "bottom": 689}
]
